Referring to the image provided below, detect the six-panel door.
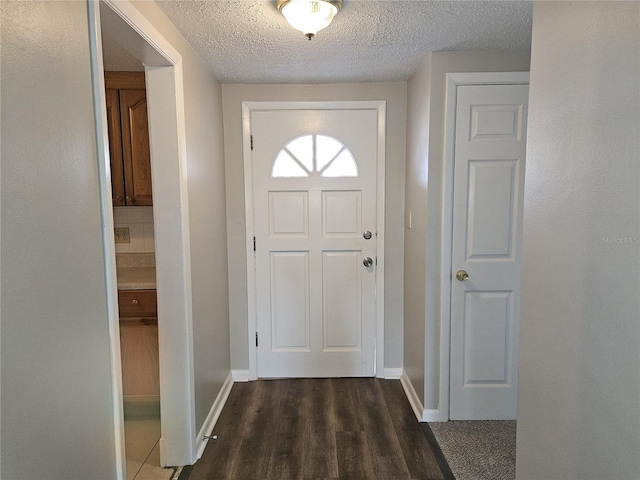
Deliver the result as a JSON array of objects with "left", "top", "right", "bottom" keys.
[{"left": 450, "top": 84, "right": 529, "bottom": 420}]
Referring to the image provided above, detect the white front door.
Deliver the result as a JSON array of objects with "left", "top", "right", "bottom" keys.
[
  {"left": 449, "top": 84, "right": 529, "bottom": 420},
  {"left": 251, "top": 109, "right": 379, "bottom": 378}
]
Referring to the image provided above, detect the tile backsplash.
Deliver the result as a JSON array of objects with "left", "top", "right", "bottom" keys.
[{"left": 113, "top": 206, "right": 155, "bottom": 253}]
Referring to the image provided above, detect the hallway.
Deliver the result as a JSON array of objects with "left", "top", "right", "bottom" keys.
[{"left": 181, "top": 378, "right": 452, "bottom": 480}]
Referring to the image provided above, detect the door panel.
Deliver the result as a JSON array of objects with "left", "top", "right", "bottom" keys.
[
  {"left": 270, "top": 252, "right": 310, "bottom": 351},
  {"left": 269, "top": 191, "right": 309, "bottom": 236},
  {"left": 462, "top": 291, "right": 512, "bottom": 385},
  {"left": 105, "top": 88, "right": 125, "bottom": 205},
  {"left": 323, "top": 191, "right": 361, "bottom": 236},
  {"left": 450, "top": 84, "right": 528, "bottom": 420},
  {"left": 466, "top": 160, "right": 519, "bottom": 260},
  {"left": 323, "top": 251, "right": 362, "bottom": 351},
  {"left": 119, "top": 88, "right": 152, "bottom": 206},
  {"left": 252, "top": 109, "right": 378, "bottom": 378},
  {"left": 470, "top": 104, "right": 524, "bottom": 140}
]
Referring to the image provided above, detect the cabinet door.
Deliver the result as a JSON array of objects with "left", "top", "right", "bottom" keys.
[
  {"left": 120, "top": 324, "right": 160, "bottom": 400},
  {"left": 105, "top": 89, "right": 125, "bottom": 206},
  {"left": 119, "top": 89, "right": 153, "bottom": 206}
]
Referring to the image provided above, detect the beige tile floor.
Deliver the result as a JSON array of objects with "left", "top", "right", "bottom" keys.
[{"left": 125, "top": 417, "right": 176, "bottom": 480}]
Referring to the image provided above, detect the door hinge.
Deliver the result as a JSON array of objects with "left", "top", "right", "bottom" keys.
[
  {"left": 255, "top": 332, "right": 259, "bottom": 347},
  {"left": 250, "top": 134, "right": 254, "bottom": 151},
  {"left": 253, "top": 236, "right": 256, "bottom": 251}
]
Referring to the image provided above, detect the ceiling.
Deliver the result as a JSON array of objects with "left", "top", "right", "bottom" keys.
[{"left": 104, "top": 1, "right": 533, "bottom": 83}]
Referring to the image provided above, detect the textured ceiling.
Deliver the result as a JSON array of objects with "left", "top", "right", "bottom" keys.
[{"left": 144, "top": 1, "right": 532, "bottom": 83}]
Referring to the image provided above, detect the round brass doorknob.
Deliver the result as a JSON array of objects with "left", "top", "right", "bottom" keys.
[
  {"left": 131, "top": 299, "right": 139, "bottom": 305},
  {"left": 456, "top": 270, "right": 469, "bottom": 281}
]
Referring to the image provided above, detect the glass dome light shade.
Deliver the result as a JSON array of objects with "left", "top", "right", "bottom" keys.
[{"left": 278, "top": 0, "right": 341, "bottom": 39}]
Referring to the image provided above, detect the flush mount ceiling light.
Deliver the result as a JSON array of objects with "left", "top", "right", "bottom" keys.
[{"left": 276, "top": 0, "right": 343, "bottom": 40}]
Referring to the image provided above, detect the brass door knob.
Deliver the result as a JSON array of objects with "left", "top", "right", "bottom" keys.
[
  {"left": 456, "top": 270, "right": 469, "bottom": 281},
  {"left": 131, "top": 299, "right": 139, "bottom": 305}
]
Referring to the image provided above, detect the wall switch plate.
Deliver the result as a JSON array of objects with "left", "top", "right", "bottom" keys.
[{"left": 114, "top": 227, "right": 130, "bottom": 243}]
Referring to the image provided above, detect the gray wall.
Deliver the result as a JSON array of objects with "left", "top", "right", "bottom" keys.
[
  {"left": 222, "top": 83, "right": 407, "bottom": 372},
  {"left": 1, "top": 2, "right": 117, "bottom": 477},
  {"left": 1, "top": 1, "right": 230, "bottom": 476},
  {"left": 516, "top": 2, "right": 640, "bottom": 478},
  {"left": 404, "top": 55, "right": 432, "bottom": 407},
  {"left": 131, "top": 0, "right": 231, "bottom": 439},
  {"left": 405, "top": 50, "right": 531, "bottom": 411}
]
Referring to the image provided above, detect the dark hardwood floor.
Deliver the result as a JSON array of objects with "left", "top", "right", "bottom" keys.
[{"left": 181, "top": 378, "right": 453, "bottom": 480}]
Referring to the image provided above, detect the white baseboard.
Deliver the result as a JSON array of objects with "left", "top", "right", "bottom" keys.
[
  {"left": 400, "top": 369, "right": 424, "bottom": 422},
  {"left": 196, "top": 371, "right": 234, "bottom": 460},
  {"left": 231, "top": 369, "right": 250, "bottom": 382},
  {"left": 384, "top": 368, "right": 403, "bottom": 379},
  {"left": 422, "top": 408, "right": 448, "bottom": 422},
  {"left": 159, "top": 437, "right": 166, "bottom": 467}
]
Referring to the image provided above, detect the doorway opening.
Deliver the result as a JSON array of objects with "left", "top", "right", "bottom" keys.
[
  {"left": 103, "top": 65, "right": 163, "bottom": 478},
  {"left": 88, "top": 1, "right": 197, "bottom": 477}
]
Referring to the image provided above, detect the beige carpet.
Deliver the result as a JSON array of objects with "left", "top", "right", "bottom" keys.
[{"left": 427, "top": 421, "right": 516, "bottom": 480}]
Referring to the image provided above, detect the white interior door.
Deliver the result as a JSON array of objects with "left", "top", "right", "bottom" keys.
[
  {"left": 450, "top": 84, "right": 529, "bottom": 420},
  {"left": 252, "top": 109, "right": 378, "bottom": 378}
]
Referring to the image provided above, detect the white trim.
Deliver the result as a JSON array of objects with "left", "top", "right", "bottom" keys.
[
  {"left": 384, "top": 368, "right": 403, "bottom": 380},
  {"left": 241, "top": 103, "right": 258, "bottom": 381},
  {"left": 196, "top": 372, "right": 234, "bottom": 460},
  {"left": 375, "top": 102, "right": 386, "bottom": 379},
  {"left": 145, "top": 65, "right": 196, "bottom": 467},
  {"left": 232, "top": 370, "right": 251, "bottom": 382},
  {"left": 400, "top": 369, "right": 424, "bottom": 422},
  {"left": 439, "top": 72, "right": 530, "bottom": 422},
  {"left": 102, "top": 0, "right": 181, "bottom": 65},
  {"left": 422, "top": 408, "right": 448, "bottom": 423},
  {"left": 242, "top": 101, "right": 387, "bottom": 380},
  {"left": 86, "top": 3, "right": 125, "bottom": 478},
  {"left": 89, "top": 0, "right": 198, "bottom": 469}
]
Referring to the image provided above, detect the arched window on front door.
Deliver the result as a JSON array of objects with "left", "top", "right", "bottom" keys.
[{"left": 271, "top": 134, "right": 358, "bottom": 178}]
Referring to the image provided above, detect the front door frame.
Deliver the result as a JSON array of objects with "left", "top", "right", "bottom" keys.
[
  {"left": 242, "top": 101, "right": 386, "bottom": 380},
  {"left": 438, "top": 72, "right": 530, "bottom": 421}
]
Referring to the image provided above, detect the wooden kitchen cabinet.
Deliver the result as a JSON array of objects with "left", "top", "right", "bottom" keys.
[
  {"left": 118, "top": 289, "right": 159, "bottom": 409},
  {"left": 105, "top": 72, "right": 153, "bottom": 206}
]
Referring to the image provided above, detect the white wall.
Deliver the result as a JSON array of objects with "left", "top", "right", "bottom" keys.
[
  {"left": 1, "top": 2, "right": 117, "bottom": 477},
  {"left": 516, "top": 3, "right": 640, "bottom": 479},
  {"left": 405, "top": 50, "right": 531, "bottom": 413},
  {"left": 131, "top": 1, "right": 230, "bottom": 434},
  {"left": 222, "top": 83, "right": 407, "bottom": 373}
]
